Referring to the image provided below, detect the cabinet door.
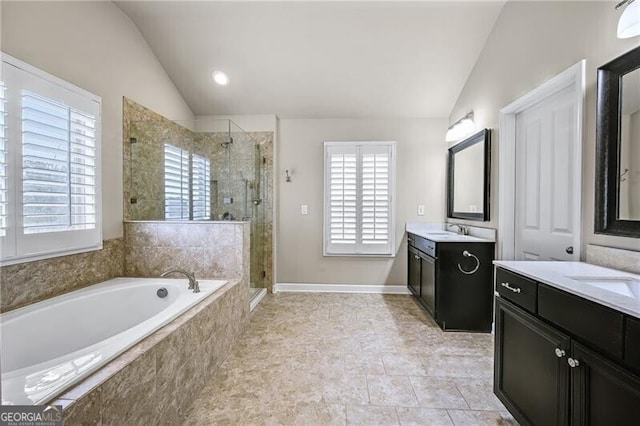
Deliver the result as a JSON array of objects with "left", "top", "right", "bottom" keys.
[
  {"left": 495, "top": 298, "right": 570, "bottom": 426},
  {"left": 571, "top": 341, "right": 640, "bottom": 426},
  {"left": 407, "top": 246, "right": 421, "bottom": 296},
  {"left": 419, "top": 253, "right": 436, "bottom": 318}
]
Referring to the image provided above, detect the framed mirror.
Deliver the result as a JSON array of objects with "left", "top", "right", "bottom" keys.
[
  {"left": 447, "top": 129, "right": 491, "bottom": 221},
  {"left": 595, "top": 45, "right": 640, "bottom": 237}
]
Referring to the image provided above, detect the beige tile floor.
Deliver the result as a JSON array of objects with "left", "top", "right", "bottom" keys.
[{"left": 183, "top": 293, "right": 518, "bottom": 425}]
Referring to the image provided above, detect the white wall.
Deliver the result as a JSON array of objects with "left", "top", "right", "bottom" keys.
[
  {"left": 277, "top": 118, "right": 447, "bottom": 286},
  {"left": 1, "top": 1, "right": 194, "bottom": 240},
  {"left": 448, "top": 1, "right": 640, "bottom": 253}
]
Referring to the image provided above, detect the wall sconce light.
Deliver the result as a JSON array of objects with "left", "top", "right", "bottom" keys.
[
  {"left": 285, "top": 169, "right": 292, "bottom": 182},
  {"left": 617, "top": 0, "right": 640, "bottom": 39},
  {"left": 445, "top": 112, "right": 475, "bottom": 143}
]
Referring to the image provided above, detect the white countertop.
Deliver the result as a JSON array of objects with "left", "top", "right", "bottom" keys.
[
  {"left": 406, "top": 223, "right": 494, "bottom": 243},
  {"left": 495, "top": 261, "right": 640, "bottom": 319}
]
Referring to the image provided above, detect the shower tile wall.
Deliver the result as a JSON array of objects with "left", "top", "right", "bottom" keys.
[
  {"left": 124, "top": 221, "right": 250, "bottom": 284},
  {"left": 123, "top": 98, "right": 274, "bottom": 292},
  {"left": 194, "top": 130, "right": 274, "bottom": 291},
  {"left": 0, "top": 238, "right": 125, "bottom": 312},
  {"left": 123, "top": 97, "right": 196, "bottom": 221}
]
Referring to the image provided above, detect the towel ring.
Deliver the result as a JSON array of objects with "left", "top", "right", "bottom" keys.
[{"left": 457, "top": 250, "right": 480, "bottom": 275}]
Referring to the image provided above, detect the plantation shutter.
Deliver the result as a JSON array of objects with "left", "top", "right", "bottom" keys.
[
  {"left": 21, "top": 91, "right": 97, "bottom": 234},
  {"left": 192, "top": 154, "right": 211, "bottom": 220},
  {"left": 326, "top": 144, "right": 357, "bottom": 253},
  {"left": 324, "top": 142, "right": 395, "bottom": 256},
  {"left": 0, "top": 82, "right": 7, "bottom": 238},
  {"left": 164, "top": 144, "right": 190, "bottom": 219},
  {"left": 361, "top": 145, "right": 391, "bottom": 252},
  {"left": 2, "top": 53, "right": 102, "bottom": 264}
]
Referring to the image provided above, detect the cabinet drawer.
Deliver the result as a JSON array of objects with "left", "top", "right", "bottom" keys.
[
  {"left": 408, "top": 233, "right": 435, "bottom": 257},
  {"left": 538, "top": 285, "right": 624, "bottom": 360},
  {"left": 496, "top": 268, "right": 537, "bottom": 313}
]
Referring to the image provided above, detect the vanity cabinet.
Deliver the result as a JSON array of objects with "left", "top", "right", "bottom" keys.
[
  {"left": 495, "top": 267, "right": 640, "bottom": 426},
  {"left": 495, "top": 297, "right": 569, "bottom": 425},
  {"left": 407, "top": 232, "right": 494, "bottom": 332}
]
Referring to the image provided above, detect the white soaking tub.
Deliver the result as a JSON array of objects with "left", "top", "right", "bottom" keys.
[{"left": 0, "top": 277, "right": 226, "bottom": 405}]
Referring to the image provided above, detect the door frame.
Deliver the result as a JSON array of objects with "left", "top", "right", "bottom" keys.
[{"left": 498, "top": 60, "right": 585, "bottom": 260}]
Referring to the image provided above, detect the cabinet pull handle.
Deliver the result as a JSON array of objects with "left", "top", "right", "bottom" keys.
[
  {"left": 408, "top": 238, "right": 414, "bottom": 243},
  {"left": 568, "top": 358, "right": 580, "bottom": 368},
  {"left": 501, "top": 282, "right": 521, "bottom": 293},
  {"left": 414, "top": 255, "right": 420, "bottom": 260},
  {"left": 555, "top": 348, "right": 566, "bottom": 358}
]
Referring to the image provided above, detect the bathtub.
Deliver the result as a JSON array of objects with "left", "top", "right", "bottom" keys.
[{"left": 1, "top": 277, "right": 226, "bottom": 405}]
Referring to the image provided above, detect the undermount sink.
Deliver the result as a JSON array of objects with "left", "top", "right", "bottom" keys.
[{"left": 567, "top": 276, "right": 640, "bottom": 300}]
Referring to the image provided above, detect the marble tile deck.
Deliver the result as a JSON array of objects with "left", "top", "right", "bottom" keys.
[{"left": 183, "top": 293, "right": 518, "bottom": 425}]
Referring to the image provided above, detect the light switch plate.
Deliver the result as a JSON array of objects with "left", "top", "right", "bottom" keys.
[
  {"left": 301, "top": 204, "right": 309, "bottom": 215},
  {"left": 417, "top": 205, "right": 425, "bottom": 216}
]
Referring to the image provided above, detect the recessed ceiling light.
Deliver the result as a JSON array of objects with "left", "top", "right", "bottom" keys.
[{"left": 212, "top": 70, "right": 229, "bottom": 86}]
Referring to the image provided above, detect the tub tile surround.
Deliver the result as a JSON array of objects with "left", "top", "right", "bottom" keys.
[
  {"left": 0, "top": 238, "right": 125, "bottom": 312},
  {"left": 124, "top": 221, "right": 249, "bottom": 281},
  {"left": 57, "top": 277, "right": 248, "bottom": 425},
  {"left": 586, "top": 244, "right": 640, "bottom": 275}
]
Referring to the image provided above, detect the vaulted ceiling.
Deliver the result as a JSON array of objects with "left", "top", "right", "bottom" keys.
[{"left": 116, "top": 1, "right": 505, "bottom": 118}]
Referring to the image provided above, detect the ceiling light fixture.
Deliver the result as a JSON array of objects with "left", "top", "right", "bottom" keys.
[
  {"left": 616, "top": 0, "right": 640, "bottom": 39},
  {"left": 445, "top": 112, "right": 475, "bottom": 143},
  {"left": 212, "top": 70, "right": 229, "bottom": 86}
]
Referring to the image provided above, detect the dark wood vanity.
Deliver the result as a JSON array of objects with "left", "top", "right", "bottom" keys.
[
  {"left": 407, "top": 231, "right": 494, "bottom": 332},
  {"left": 494, "top": 265, "right": 640, "bottom": 425}
]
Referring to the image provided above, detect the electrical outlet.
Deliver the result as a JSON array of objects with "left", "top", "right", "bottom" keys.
[
  {"left": 301, "top": 204, "right": 308, "bottom": 215},
  {"left": 417, "top": 205, "right": 425, "bottom": 216}
]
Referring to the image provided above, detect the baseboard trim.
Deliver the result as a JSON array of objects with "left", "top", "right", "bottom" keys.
[
  {"left": 273, "top": 283, "right": 411, "bottom": 295},
  {"left": 249, "top": 288, "right": 267, "bottom": 312}
]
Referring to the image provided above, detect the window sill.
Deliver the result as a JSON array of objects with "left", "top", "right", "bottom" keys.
[{"left": 0, "top": 243, "right": 103, "bottom": 267}]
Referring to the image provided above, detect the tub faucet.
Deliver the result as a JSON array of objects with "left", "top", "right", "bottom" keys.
[{"left": 160, "top": 270, "right": 200, "bottom": 293}]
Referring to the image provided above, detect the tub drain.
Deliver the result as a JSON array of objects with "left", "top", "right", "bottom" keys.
[{"left": 157, "top": 288, "right": 168, "bottom": 298}]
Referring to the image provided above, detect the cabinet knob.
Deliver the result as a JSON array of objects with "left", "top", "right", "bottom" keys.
[
  {"left": 568, "top": 358, "right": 580, "bottom": 368},
  {"left": 566, "top": 246, "right": 574, "bottom": 255},
  {"left": 554, "top": 348, "right": 566, "bottom": 358}
]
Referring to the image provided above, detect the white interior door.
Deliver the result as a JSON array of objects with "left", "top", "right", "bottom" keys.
[{"left": 514, "top": 85, "right": 580, "bottom": 261}]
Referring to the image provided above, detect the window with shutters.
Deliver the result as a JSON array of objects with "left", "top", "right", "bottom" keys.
[
  {"left": 324, "top": 141, "right": 396, "bottom": 256},
  {"left": 0, "top": 81, "right": 7, "bottom": 238},
  {"left": 1, "top": 53, "right": 102, "bottom": 265},
  {"left": 191, "top": 154, "right": 211, "bottom": 220},
  {"left": 164, "top": 144, "right": 190, "bottom": 220}
]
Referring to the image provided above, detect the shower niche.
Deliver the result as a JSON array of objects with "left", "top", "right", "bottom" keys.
[{"left": 123, "top": 98, "right": 273, "bottom": 292}]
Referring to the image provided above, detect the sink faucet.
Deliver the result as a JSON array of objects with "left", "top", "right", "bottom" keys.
[
  {"left": 160, "top": 270, "right": 200, "bottom": 293},
  {"left": 447, "top": 223, "right": 469, "bottom": 235}
]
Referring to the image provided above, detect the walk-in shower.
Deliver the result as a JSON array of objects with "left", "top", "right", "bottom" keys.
[{"left": 123, "top": 101, "right": 273, "bottom": 301}]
